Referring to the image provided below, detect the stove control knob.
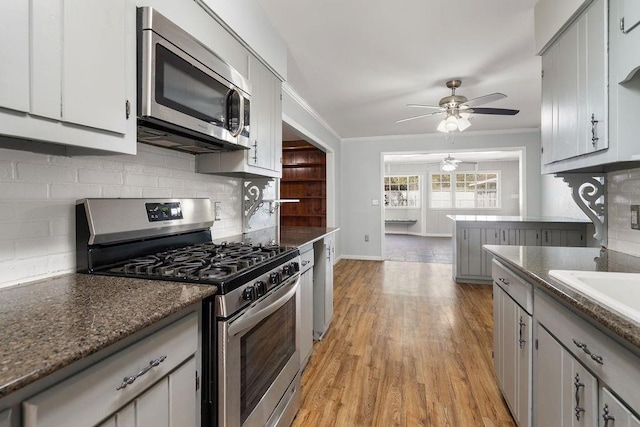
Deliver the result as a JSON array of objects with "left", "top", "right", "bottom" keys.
[
  {"left": 255, "top": 281, "right": 267, "bottom": 296},
  {"left": 282, "top": 264, "right": 291, "bottom": 276},
  {"left": 269, "top": 272, "right": 281, "bottom": 285},
  {"left": 291, "top": 262, "right": 300, "bottom": 273},
  {"left": 242, "top": 286, "right": 258, "bottom": 301}
]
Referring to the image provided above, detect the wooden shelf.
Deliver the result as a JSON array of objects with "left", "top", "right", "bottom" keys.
[
  {"left": 281, "top": 140, "right": 327, "bottom": 227},
  {"left": 282, "top": 163, "right": 326, "bottom": 167},
  {"left": 281, "top": 214, "right": 326, "bottom": 218}
]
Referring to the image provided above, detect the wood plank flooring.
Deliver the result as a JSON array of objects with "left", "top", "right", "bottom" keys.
[{"left": 292, "top": 260, "right": 515, "bottom": 427}]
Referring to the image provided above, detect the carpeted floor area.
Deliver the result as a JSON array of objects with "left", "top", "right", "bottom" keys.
[{"left": 384, "top": 234, "right": 452, "bottom": 263}]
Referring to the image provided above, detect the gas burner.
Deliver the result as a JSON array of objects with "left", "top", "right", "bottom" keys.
[{"left": 107, "top": 241, "right": 297, "bottom": 285}]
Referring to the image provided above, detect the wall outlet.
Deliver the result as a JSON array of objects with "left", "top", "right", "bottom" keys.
[
  {"left": 631, "top": 205, "right": 639, "bottom": 229},
  {"left": 365, "top": 234, "right": 369, "bottom": 242},
  {"left": 214, "top": 201, "right": 222, "bottom": 221}
]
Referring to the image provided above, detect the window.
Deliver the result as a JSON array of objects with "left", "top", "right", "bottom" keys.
[
  {"left": 430, "top": 171, "right": 499, "bottom": 208},
  {"left": 384, "top": 175, "right": 420, "bottom": 207},
  {"left": 430, "top": 173, "right": 451, "bottom": 208}
]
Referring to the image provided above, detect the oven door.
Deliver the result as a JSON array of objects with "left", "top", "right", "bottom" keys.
[
  {"left": 139, "top": 28, "right": 245, "bottom": 145},
  {"left": 218, "top": 275, "right": 301, "bottom": 427}
]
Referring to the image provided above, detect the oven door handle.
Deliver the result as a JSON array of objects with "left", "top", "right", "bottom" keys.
[{"left": 228, "top": 275, "right": 301, "bottom": 337}]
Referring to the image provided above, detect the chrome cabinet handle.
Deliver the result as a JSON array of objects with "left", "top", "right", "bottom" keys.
[
  {"left": 574, "top": 373, "right": 585, "bottom": 420},
  {"left": 116, "top": 355, "right": 167, "bottom": 390},
  {"left": 572, "top": 339, "right": 604, "bottom": 364},
  {"left": 302, "top": 260, "right": 310, "bottom": 266},
  {"left": 518, "top": 316, "right": 526, "bottom": 349},
  {"left": 498, "top": 277, "right": 509, "bottom": 286},
  {"left": 591, "top": 114, "right": 599, "bottom": 148},
  {"left": 602, "top": 404, "right": 615, "bottom": 427}
]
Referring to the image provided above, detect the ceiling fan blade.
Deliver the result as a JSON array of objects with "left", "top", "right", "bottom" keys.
[
  {"left": 463, "top": 93, "right": 507, "bottom": 107},
  {"left": 406, "top": 103, "right": 443, "bottom": 110},
  {"left": 469, "top": 107, "right": 520, "bottom": 115},
  {"left": 395, "top": 111, "right": 443, "bottom": 123}
]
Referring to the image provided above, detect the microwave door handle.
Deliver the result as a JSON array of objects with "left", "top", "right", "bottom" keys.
[
  {"left": 228, "top": 276, "right": 300, "bottom": 337},
  {"left": 226, "top": 88, "right": 243, "bottom": 137}
]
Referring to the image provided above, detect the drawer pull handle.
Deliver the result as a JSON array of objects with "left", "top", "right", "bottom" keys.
[
  {"left": 498, "top": 278, "right": 510, "bottom": 286},
  {"left": 302, "top": 260, "right": 310, "bottom": 266},
  {"left": 572, "top": 339, "right": 604, "bottom": 365},
  {"left": 602, "top": 404, "right": 615, "bottom": 427},
  {"left": 574, "top": 373, "right": 585, "bottom": 421},
  {"left": 116, "top": 355, "right": 167, "bottom": 390},
  {"left": 518, "top": 316, "right": 526, "bottom": 349}
]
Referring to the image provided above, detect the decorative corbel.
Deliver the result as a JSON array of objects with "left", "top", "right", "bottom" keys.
[
  {"left": 243, "top": 180, "right": 269, "bottom": 218},
  {"left": 558, "top": 173, "right": 607, "bottom": 245}
]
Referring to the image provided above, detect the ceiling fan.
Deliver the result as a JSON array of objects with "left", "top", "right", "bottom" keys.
[
  {"left": 441, "top": 154, "right": 477, "bottom": 171},
  {"left": 397, "top": 79, "right": 520, "bottom": 132}
]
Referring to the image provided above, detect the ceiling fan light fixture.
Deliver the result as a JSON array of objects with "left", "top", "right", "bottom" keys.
[
  {"left": 445, "top": 115, "right": 458, "bottom": 131},
  {"left": 456, "top": 115, "right": 471, "bottom": 131},
  {"left": 437, "top": 119, "right": 448, "bottom": 133},
  {"left": 441, "top": 161, "right": 457, "bottom": 171}
]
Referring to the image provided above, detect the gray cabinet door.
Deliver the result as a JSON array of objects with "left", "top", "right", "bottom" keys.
[
  {"left": 534, "top": 324, "right": 598, "bottom": 426},
  {"left": 600, "top": 387, "right": 640, "bottom": 427}
]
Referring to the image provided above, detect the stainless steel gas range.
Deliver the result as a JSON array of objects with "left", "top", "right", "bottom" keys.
[{"left": 76, "top": 198, "right": 302, "bottom": 427}]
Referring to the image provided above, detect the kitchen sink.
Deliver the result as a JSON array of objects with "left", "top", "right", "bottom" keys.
[{"left": 548, "top": 270, "right": 640, "bottom": 324}]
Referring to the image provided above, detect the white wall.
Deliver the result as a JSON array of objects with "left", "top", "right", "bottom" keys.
[
  {"left": 384, "top": 160, "right": 521, "bottom": 236},
  {"left": 540, "top": 173, "right": 589, "bottom": 220},
  {"left": 340, "top": 130, "right": 541, "bottom": 260},
  {"left": 0, "top": 139, "right": 244, "bottom": 289},
  {"left": 282, "top": 84, "right": 342, "bottom": 256}
]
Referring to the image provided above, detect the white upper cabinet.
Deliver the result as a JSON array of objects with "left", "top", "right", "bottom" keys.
[
  {"left": 0, "top": 1, "right": 30, "bottom": 113},
  {"left": 540, "top": 0, "right": 608, "bottom": 169},
  {"left": 616, "top": 0, "right": 640, "bottom": 82},
  {"left": 0, "top": 0, "right": 136, "bottom": 154},
  {"left": 538, "top": 0, "right": 640, "bottom": 173}
]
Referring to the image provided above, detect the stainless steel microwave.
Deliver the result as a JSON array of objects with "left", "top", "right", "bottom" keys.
[{"left": 137, "top": 7, "right": 250, "bottom": 153}]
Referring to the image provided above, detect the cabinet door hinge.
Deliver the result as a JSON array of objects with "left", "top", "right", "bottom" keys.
[
  {"left": 541, "top": 70, "right": 544, "bottom": 78},
  {"left": 535, "top": 338, "right": 538, "bottom": 350},
  {"left": 196, "top": 371, "right": 200, "bottom": 391},
  {"left": 125, "top": 99, "right": 131, "bottom": 120}
]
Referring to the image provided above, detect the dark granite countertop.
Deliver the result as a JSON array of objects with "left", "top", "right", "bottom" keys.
[
  {"left": 448, "top": 214, "right": 590, "bottom": 223},
  {"left": 484, "top": 245, "right": 640, "bottom": 350},
  {"left": 279, "top": 227, "right": 339, "bottom": 248},
  {"left": 0, "top": 274, "right": 217, "bottom": 399}
]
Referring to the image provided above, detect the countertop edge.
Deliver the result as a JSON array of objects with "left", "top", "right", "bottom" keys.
[
  {"left": 0, "top": 273, "right": 217, "bottom": 400},
  {"left": 484, "top": 246, "right": 640, "bottom": 352}
]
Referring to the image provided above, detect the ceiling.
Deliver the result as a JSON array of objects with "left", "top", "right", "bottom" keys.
[
  {"left": 256, "top": 0, "right": 541, "bottom": 139},
  {"left": 384, "top": 150, "right": 520, "bottom": 164}
]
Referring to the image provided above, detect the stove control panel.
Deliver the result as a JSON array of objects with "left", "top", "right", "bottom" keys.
[{"left": 145, "top": 202, "right": 183, "bottom": 222}]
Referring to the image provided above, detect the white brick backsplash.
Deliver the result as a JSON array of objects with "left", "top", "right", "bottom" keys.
[
  {"left": 101, "top": 185, "right": 144, "bottom": 198},
  {"left": 158, "top": 176, "right": 185, "bottom": 188},
  {"left": 0, "top": 182, "right": 48, "bottom": 199},
  {"left": 607, "top": 167, "right": 640, "bottom": 256},
  {"left": 50, "top": 183, "right": 102, "bottom": 199},
  {"left": 125, "top": 172, "right": 158, "bottom": 187},
  {"left": 78, "top": 168, "right": 123, "bottom": 185},
  {"left": 0, "top": 160, "right": 12, "bottom": 178},
  {"left": 17, "top": 163, "right": 77, "bottom": 183},
  {"left": 0, "top": 140, "right": 250, "bottom": 287},
  {"left": 142, "top": 188, "right": 173, "bottom": 198},
  {"left": 0, "top": 221, "right": 49, "bottom": 241}
]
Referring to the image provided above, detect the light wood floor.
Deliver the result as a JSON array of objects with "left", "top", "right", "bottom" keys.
[{"left": 292, "top": 260, "right": 515, "bottom": 427}]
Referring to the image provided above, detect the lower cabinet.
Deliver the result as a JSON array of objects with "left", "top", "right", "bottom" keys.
[
  {"left": 493, "top": 261, "right": 532, "bottom": 427},
  {"left": 600, "top": 388, "right": 640, "bottom": 427},
  {"left": 534, "top": 325, "right": 598, "bottom": 426},
  {"left": 21, "top": 310, "right": 200, "bottom": 427},
  {"left": 452, "top": 220, "right": 588, "bottom": 284},
  {"left": 493, "top": 259, "right": 640, "bottom": 426},
  {"left": 299, "top": 246, "right": 315, "bottom": 369}
]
